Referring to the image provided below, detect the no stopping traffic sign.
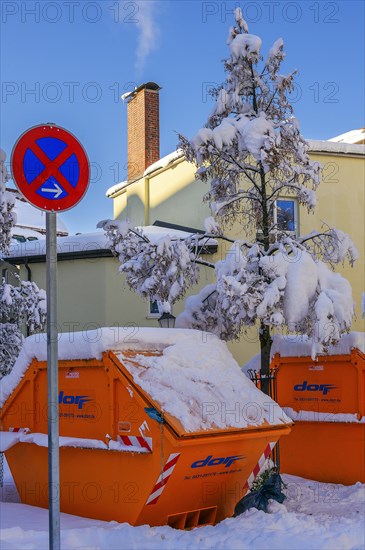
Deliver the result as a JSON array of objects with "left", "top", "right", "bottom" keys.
[{"left": 11, "top": 124, "right": 90, "bottom": 212}]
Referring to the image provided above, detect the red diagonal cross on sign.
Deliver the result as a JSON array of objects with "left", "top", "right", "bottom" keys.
[
  {"left": 11, "top": 124, "right": 90, "bottom": 212},
  {"left": 27, "top": 141, "right": 76, "bottom": 197}
]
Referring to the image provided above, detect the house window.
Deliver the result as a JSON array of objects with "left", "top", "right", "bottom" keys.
[
  {"left": 275, "top": 199, "right": 297, "bottom": 234},
  {"left": 147, "top": 300, "right": 161, "bottom": 319},
  {"left": 256, "top": 198, "right": 299, "bottom": 242},
  {"left": 12, "top": 234, "right": 26, "bottom": 243},
  {"left": 147, "top": 300, "right": 173, "bottom": 319}
]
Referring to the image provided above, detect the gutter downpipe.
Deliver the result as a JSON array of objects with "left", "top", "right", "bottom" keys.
[
  {"left": 144, "top": 175, "right": 150, "bottom": 226},
  {"left": 25, "top": 259, "right": 32, "bottom": 282},
  {"left": 24, "top": 259, "right": 32, "bottom": 336}
]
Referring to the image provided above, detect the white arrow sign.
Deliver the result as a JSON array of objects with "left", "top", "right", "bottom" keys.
[{"left": 41, "top": 182, "right": 63, "bottom": 198}]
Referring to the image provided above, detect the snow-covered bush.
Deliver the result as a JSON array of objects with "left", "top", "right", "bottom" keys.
[
  {"left": 99, "top": 11, "right": 357, "bottom": 390},
  {"left": 0, "top": 148, "right": 47, "bottom": 378}
]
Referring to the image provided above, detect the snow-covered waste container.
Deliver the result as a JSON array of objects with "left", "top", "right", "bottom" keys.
[
  {"left": 271, "top": 332, "right": 365, "bottom": 485},
  {"left": 0, "top": 328, "right": 291, "bottom": 528}
]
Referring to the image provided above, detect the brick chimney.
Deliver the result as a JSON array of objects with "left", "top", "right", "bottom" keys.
[{"left": 124, "top": 82, "right": 161, "bottom": 182}]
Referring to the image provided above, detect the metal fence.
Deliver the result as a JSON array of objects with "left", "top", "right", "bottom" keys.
[{"left": 246, "top": 367, "right": 280, "bottom": 469}]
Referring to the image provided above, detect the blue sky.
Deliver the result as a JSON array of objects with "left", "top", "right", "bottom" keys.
[{"left": 1, "top": 0, "right": 364, "bottom": 234}]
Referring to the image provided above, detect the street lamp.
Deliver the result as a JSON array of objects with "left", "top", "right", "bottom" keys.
[{"left": 158, "top": 312, "right": 176, "bottom": 329}]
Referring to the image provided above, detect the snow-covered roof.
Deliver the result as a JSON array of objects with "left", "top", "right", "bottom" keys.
[
  {"left": 11, "top": 227, "right": 45, "bottom": 242},
  {"left": 106, "top": 150, "right": 184, "bottom": 197},
  {"left": 0, "top": 327, "right": 291, "bottom": 430},
  {"left": 7, "top": 231, "right": 109, "bottom": 259},
  {"left": 12, "top": 195, "right": 68, "bottom": 235},
  {"left": 106, "top": 180, "right": 128, "bottom": 197},
  {"left": 307, "top": 140, "right": 365, "bottom": 156},
  {"left": 271, "top": 332, "right": 365, "bottom": 359},
  {"left": 6, "top": 226, "right": 216, "bottom": 260},
  {"left": 328, "top": 128, "right": 365, "bottom": 145},
  {"left": 106, "top": 139, "right": 364, "bottom": 199},
  {"left": 143, "top": 149, "right": 184, "bottom": 177},
  {"left": 140, "top": 224, "right": 216, "bottom": 245}
]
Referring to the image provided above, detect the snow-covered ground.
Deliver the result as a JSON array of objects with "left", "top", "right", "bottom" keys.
[{"left": 1, "top": 458, "right": 364, "bottom": 550}]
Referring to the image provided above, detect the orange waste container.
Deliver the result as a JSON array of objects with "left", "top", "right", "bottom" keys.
[
  {"left": 0, "top": 329, "right": 291, "bottom": 528},
  {"left": 271, "top": 339, "right": 364, "bottom": 485}
]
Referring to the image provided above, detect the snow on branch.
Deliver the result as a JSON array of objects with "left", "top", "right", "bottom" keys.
[
  {"left": 97, "top": 219, "right": 200, "bottom": 312},
  {"left": 297, "top": 228, "right": 358, "bottom": 267},
  {"left": 0, "top": 149, "right": 16, "bottom": 256},
  {"left": 0, "top": 324, "right": 24, "bottom": 378},
  {"left": 0, "top": 277, "right": 47, "bottom": 378},
  {"left": 177, "top": 240, "right": 355, "bottom": 357},
  {"left": 0, "top": 278, "right": 47, "bottom": 333},
  {"left": 178, "top": 13, "right": 321, "bottom": 234}
]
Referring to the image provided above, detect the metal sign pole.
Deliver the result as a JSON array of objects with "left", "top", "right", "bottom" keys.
[
  {"left": 11, "top": 123, "right": 89, "bottom": 547},
  {"left": 46, "top": 212, "right": 60, "bottom": 550}
]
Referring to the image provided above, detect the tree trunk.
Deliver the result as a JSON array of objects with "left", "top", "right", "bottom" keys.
[
  {"left": 258, "top": 165, "right": 272, "bottom": 396},
  {"left": 259, "top": 322, "right": 272, "bottom": 396}
]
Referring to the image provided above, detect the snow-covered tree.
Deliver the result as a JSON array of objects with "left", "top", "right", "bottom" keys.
[
  {"left": 99, "top": 10, "right": 357, "bottom": 393},
  {"left": 0, "top": 149, "right": 16, "bottom": 256},
  {"left": 0, "top": 148, "right": 47, "bottom": 378},
  {"left": 97, "top": 219, "right": 202, "bottom": 314}
]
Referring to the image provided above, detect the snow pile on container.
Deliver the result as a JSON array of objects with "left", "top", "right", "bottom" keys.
[
  {"left": 242, "top": 332, "right": 365, "bottom": 376},
  {"left": 0, "top": 327, "right": 290, "bottom": 431},
  {"left": 0, "top": 431, "right": 109, "bottom": 453},
  {"left": 281, "top": 408, "right": 365, "bottom": 424},
  {"left": 118, "top": 339, "right": 290, "bottom": 432},
  {"left": 271, "top": 331, "right": 365, "bottom": 359}
]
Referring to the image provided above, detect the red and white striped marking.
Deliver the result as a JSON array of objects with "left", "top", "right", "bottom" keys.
[
  {"left": 8, "top": 427, "right": 30, "bottom": 433},
  {"left": 117, "top": 434, "right": 152, "bottom": 452},
  {"left": 146, "top": 453, "right": 181, "bottom": 505},
  {"left": 244, "top": 441, "right": 276, "bottom": 490}
]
